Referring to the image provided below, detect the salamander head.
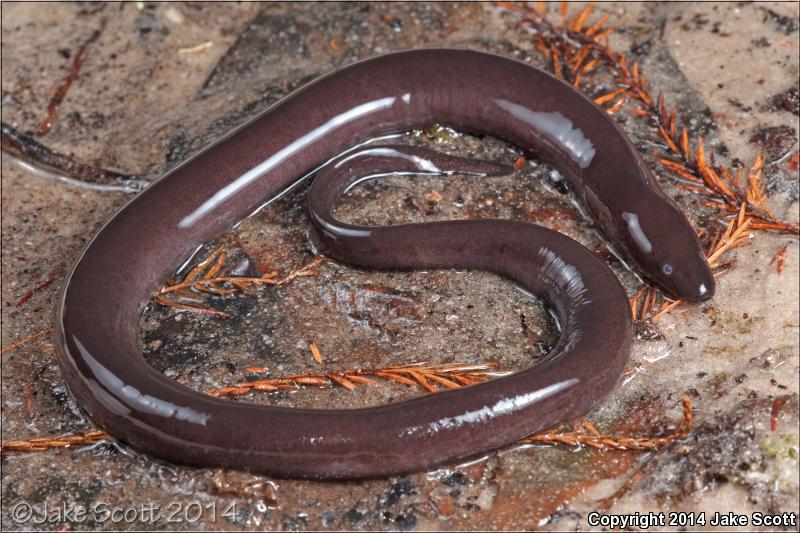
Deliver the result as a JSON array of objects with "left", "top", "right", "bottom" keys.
[{"left": 617, "top": 200, "right": 715, "bottom": 303}]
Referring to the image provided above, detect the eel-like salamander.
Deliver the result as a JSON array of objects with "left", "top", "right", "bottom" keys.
[{"left": 55, "top": 49, "right": 714, "bottom": 479}]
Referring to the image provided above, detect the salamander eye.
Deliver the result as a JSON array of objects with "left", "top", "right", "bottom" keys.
[{"left": 662, "top": 263, "right": 673, "bottom": 276}]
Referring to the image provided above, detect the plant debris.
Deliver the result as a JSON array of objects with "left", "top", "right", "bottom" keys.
[
  {"left": 178, "top": 41, "right": 214, "bottom": 54},
  {"left": 770, "top": 244, "right": 789, "bottom": 275},
  {"left": 208, "top": 362, "right": 510, "bottom": 397},
  {"left": 522, "top": 395, "right": 692, "bottom": 451},
  {"left": 14, "top": 278, "right": 52, "bottom": 307},
  {"left": 38, "top": 28, "right": 103, "bottom": 135},
  {"left": 1, "top": 326, "right": 53, "bottom": 357},
  {"left": 211, "top": 469, "right": 278, "bottom": 504},
  {"left": 309, "top": 340, "right": 324, "bottom": 364},
  {"left": 770, "top": 398, "right": 786, "bottom": 431},
  {"left": 155, "top": 247, "right": 326, "bottom": 317},
  {"left": 1, "top": 430, "right": 108, "bottom": 455},
  {"left": 1, "top": 122, "right": 147, "bottom": 191}
]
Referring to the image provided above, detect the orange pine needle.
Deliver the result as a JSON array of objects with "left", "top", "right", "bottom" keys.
[
  {"left": 605, "top": 97, "right": 627, "bottom": 114},
  {"left": 770, "top": 245, "right": 788, "bottom": 275},
  {"left": 680, "top": 128, "right": 690, "bottom": 159},
  {"left": 571, "top": 2, "right": 595, "bottom": 32},
  {"left": 581, "top": 58, "right": 599, "bottom": 75},
  {"left": 668, "top": 108, "right": 677, "bottom": 139},
  {"left": 309, "top": 340, "right": 323, "bottom": 364},
  {"left": 585, "top": 13, "right": 610, "bottom": 37},
  {"left": 629, "top": 285, "right": 646, "bottom": 319},
  {"left": 658, "top": 125, "right": 680, "bottom": 154},
  {"left": 592, "top": 27, "right": 613, "bottom": 43},
  {"left": 327, "top": 373, "right": 356, "bottom": 390},
  {"left": 1, "top": 326, "right": 53, "bottom": 356},
  {"left": 657, "top": 92, "right": 666, "bottom": 122},
  {"left": 570, "top": 47, "right": 591, "bottom": 74},
  {"left": 594, "top": 87, "right": 626, "bottom": 105},
  {"left": 550, "top": 43, "right": 563, "bottom": 78}
]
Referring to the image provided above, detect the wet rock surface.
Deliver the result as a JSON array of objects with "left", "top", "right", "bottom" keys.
[{"left": 2, "top": 2, "right": 798, "bottom": 531}]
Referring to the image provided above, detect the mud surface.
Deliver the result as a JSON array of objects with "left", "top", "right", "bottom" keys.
[{"left": 2, "top": 2, "right": 798, "bottom": 531}]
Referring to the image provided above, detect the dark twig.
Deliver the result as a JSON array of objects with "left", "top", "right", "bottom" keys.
[{"left": 2, "top": 122, "right": 148, "bottom": 191}]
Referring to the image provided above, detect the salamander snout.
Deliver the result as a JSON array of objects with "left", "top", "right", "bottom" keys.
[
  {"left": 618, "top": 203, "right": 716, "bottom": 303},
  {"left": 657, "top": 252, "right": 716, "bottom": 303}
]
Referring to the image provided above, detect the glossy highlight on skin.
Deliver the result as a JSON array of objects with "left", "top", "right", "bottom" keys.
[{"left": 55, "top": 49, "right": 713, "bottom": 479}]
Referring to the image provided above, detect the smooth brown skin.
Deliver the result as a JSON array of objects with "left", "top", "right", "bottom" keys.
[{"left": 55, "top": 49, "right": 712, "bottom": 479}]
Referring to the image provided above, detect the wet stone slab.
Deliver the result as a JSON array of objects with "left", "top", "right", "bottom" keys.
[{"left": 2, "top": 2, "right": 798, "bottom": 531}]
